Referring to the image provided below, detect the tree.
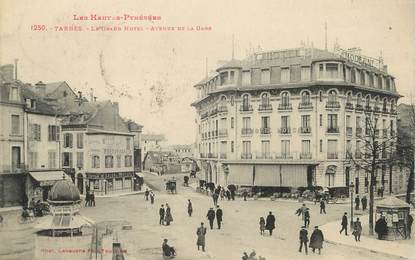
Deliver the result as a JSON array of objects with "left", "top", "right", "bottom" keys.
[
  {"left": 396, "top": 102, "right": 415, "bottom": 204},
  {"left": 346, "top": 112, "right": 396, "bottom": 235}
]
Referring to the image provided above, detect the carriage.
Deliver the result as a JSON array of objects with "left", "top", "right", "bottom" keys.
[{"left": 166, "top": 180, "right": 177, "bottom": 194}]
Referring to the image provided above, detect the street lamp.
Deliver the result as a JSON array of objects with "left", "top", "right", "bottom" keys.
[
  {"left": 103, "top": 180, "right": 107, "bottom": 195},
  {"left": 350, "top": 181, "right": 354, "bottom": 229}
]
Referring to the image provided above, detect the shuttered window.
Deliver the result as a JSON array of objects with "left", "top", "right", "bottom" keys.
[
  {"left": 11, "top": 115, "right": 20, "bottom": 135},
  {"left": 242, "top": 71, "right": 251, "bottom": 85}
]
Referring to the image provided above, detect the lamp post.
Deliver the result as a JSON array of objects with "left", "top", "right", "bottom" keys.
[
  {"left": 103, "top": 180, "right": 107, "bottom": 195},
  {"left": 350, "top": 181, "right": 354, "bottom": 229}
]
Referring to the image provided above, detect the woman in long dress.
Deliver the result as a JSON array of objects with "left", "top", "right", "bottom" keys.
[{"left": 196, "top": 222, "right": 207, "bottom": 252}]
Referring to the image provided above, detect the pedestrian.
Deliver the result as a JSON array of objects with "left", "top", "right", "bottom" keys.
[
  {"left": 339, "top": 212, "right": 348, "bottom": 235},
  {"left": 85, "top": 191, "right": 90, "bottom": 207},
  {"left": 242, "top": 190, "right": 248, "bottom": 201},
  {"left": 90, "top": 191, "right": 95, "bottom": 207},
  {"left": 216, "top": 205, "right": 223, "bottom": 229},
  {"left": 159, "top": 204, "right": 165, "bottom": 225},
  {"left": 355, "top": 195, "right": 360, "bottom": 210},
  {"left": 320, "top": 200, "right": 326, "bottom": 214},
  {"left": 184, "top": 175, "right": 189, "bottom": 187},
  {"left": 406, "top": 213, "right": 413, "bottom": 239},
  {"left": 361, "top": 196, "right": 367, "bottom": 211},
  {"left": 145, "top": 188, "right": 149, "bottom": 201},
  {"left": 259, "top": 217, "right": 265, "bottom": 235},
  {"left": 220, "top": 189, "right": 225, "bottom": 200},
  {"left": 304, "top": 209, "right": 310, "bottom": 228},
  {"left": 298, "top": 226, "right": 308, "bottom": 255},
  {"left": 226, "top": 190, "right": 231, "bottom": 201},
  {"left": 149, "top": 191, "right": 155, "bottom": 205},
  {"left": 296, "top": 204, "right": 308, "bottom": 219},
  {"left": 29, "top": 198, "right": 36, "bottom": 215},
  {"left": 353, "top": 217, "right": 362, "bottom": 241},
  {"left": 207, "top": 207, "right": 216, "bottom": 229},
  {"left": 165, "top": 204, "right": 173, "bottom": 226},
  {"left": 196, "top": 222, "right": 207, "bottom": 252},
  {"left": 162, "top": 238, "right": 176, "bottom": 257},
  {"left": 187, "top": 199, "right": 193, "bottom": 217},
  {"left": 375, "top": 216, "right": 388, "bottom": 240},
  {"left": 265, "top": 211, "right": 276, "bottom": 236},
  {"left": 309, "top": 226, "right": 324, "bottom": 254},
  {"left": 213, "top": 193, "right": 219, "bottom": 206}
]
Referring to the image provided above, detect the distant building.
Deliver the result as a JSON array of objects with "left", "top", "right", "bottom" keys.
[
  {"left": 143, "top": 151, "right": 181, "bottom": 174},
  {"left": 124, "top": 119, "right": 144, "bottom": 172},
  {"left": 168, "top": 144, "right": 194, "bottom": 158},
  {"left": 141, "top": 134, "right": 167, "bottom": 154}
]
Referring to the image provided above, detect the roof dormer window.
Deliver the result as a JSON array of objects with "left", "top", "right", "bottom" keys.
[{"left": 10, "top": 86, "right": 19, "bottom": 101}]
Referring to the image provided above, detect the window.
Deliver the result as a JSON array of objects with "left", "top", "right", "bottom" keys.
[
  {"left": 63, "top": 152, "right": 73, "bottom": 167},
  {"left": 290, "top": 65, "right": 301, "bottom": 82},
  {"left": 105, "top": 155, "right": 114, "bottom": 168},
  {"left": 346, "top": 92, "right": 352, "bottom": 104},
  {"left": 327, "top": 140, "right": 338, "bottom": 155},
  {"left": 77, "top": 133, "right": 84, "bottom": 148},
  {"left": 328, "top": 114, "right": 338, "bottom": 129},
  {"left": 261, "top": 116, "right": 270, "bottom": 129},
  {"left": 261, "top": 69, "right": 270, "bottom": 84},
  {"left": 231, "top": 141, "right": 234, "bottom": 153},
  {"left": 29, "top": 152, "right": 38, "bottom": 169},
  {"left": 76, "top": 152, "right": 84, "bottom": 168},
  {"left": 320, "top": 140, "right": 323, "bottom": 152},
  {"left": 30, "top": 124, "right": 41, "bottom": 141},
  {"left": 281, "top": 68, "right": 290, "bottom": 83},
  {"left": 261, "top": 141, "right": 270, "bottom": 156},
  {"left": 48, "top": 125, "right": 60, "bottom": 141},
  {"left": 301, "top": 140, "right": 311, "bottom": 154},
  {"left": 369, "top": 73, "right": 374, "bottom": 87},
  {"left": 301, "top": 115, "right": 311, "bottom": 128},
  {"left": 242, "top": 94, "right": 249, "bottom": 109},
  {"left": 360, "top": 71, "right": 365, "bottom": 85},
  {"left": 301, "top": 91, "right": 310, "bottom": 104},
  {"left": 231, "top": 117, "right": 234, "bottom": 128},
  {"left": 346, "top": 140, "right": 352, "bottom": 156},
  {"left": 319, "top": 91, "right": 323, "bottom": 102},
  {"left": 220, "top": 72, "right": 229, "bottom": 85},
  {"left": 319, "top": 64, "right": 324, "bottom": 78},
  {"left": 125, "top": 155, "right": 132, "bottom": 167},
  {"left": 357, "top": 94, "right": 362, "bottom": 107},
  {"left": 326, "top": 63, "right": 339, "bottom": 78},
  {"left": 261, "top": 93, "right": 269, "bottom": 106},
  {"left": 365, "top": 117, "right": 371, "bottom": 134},
  {"left": 230, "top": 71, "right": 235, "bottom": 83},
  {"left": 301, "top": 67, "right": 310, "bottom": 81},
  {"left": 378, "top": 75, "right": 383, "bottom": 89},
  {"left": 242, "top": 117, "right": 251, "bottom": 129},
  {"left": 92, "top": 155, "right": 100, "bottom": 168},
  {"left": 242, "top": 141, "right": 251, "bottom": 154},
  {"left": 281, "top": 116, "right": 289, "bottom": 128},
  {"left": 11, "top": 115, "right": 20, "bottom": 135},
  {"left": 281, "top": 140, "right": 290, "bottom": 156},
  {"left": 10, "top": 86, "right": 19, "bottom": 101},
  {"left": 346, "top": 115, "right": 351, "bottom": 128},
  {"left": 220, "top": 118, "right": 227, "bottom": 129},
  {"left": 64, "top": 133, "right": 73, "bottom": 148},
  {"left": 328, "top": 90, "right": 337, "bottom": 103},
  {"left": 319, "top": 114, "right": 323, "bottom": 126},
  {"left": 281, "top": 92, "right": 290, "bottom": 106},
  {"left": 242, "top": 71, "right": 251, "bottom": 85},
  {"left": 48, "top": 150, "right": 56, "bottom": 168},
  {"left": 351, "top": 69, "right": 356, "bottom": 83},
  {"left": 356, "top": 116, "right": 361, "bottom": 128},
  {"left": 382, "top": 99, "right": 387, "bottom": 111},
  {"left": 126, "top": 137, "right": 131, "bottom": 150}
]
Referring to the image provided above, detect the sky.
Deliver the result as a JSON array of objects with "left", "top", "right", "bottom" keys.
[{"left": 1, "top": 0, "right": 414, "bottom": 145}]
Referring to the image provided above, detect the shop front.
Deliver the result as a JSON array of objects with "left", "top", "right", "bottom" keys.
[
  {"left": 26, "top": 170, "right": 71, "bottom": 203},
  {"left": 86, "top": 171, "right": 134, "bottom": 195}
]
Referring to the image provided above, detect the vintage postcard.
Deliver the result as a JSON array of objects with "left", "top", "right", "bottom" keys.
[{"left": 0, "top": 0, "right": 414, "bottom": 259}]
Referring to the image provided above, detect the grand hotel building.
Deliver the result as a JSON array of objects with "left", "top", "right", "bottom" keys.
[{"left": 191, "top": 47, "right": 399, "bottom": 195}]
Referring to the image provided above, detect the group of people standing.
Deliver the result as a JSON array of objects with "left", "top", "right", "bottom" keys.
[
  {"left": 159, "top": 204, "right": 173, "bottom": 226},
  {"left": 354, "top": 195, "right": 368, "bottom": 211},
  {"left": 84, "top": 190, "right": 95, "bottom": 207},
  {"left": 206, "top": 205, "right": 223, "bottom": 229},
  {"left": 298, "top": 226, "right": 325, "bottom": 255},
  {"left": 144, "top": 189, "right": 155, "bottom": 204}
]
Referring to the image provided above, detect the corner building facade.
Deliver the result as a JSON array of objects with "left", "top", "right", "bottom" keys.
[{"left": 192, "top": 47, "right": 399, "bottom": 195}]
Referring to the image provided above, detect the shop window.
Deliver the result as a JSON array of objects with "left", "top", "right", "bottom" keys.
[{"left": 92, "top": 155, "right": 100, "bottom": 168}]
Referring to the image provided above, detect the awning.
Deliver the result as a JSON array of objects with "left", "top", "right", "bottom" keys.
[{"left": 30, "top": 171, "right": 69, "bottom": 187}]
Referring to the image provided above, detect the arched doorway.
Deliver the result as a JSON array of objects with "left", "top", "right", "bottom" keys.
[{"left": 77, "top": 173, "right": 84, "bottom": 194}]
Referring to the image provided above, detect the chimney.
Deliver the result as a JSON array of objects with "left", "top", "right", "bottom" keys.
[
  {"left": 78, "top": 91, "right": 82, "bottom": 99},
  {"left": 0, "top": 64, "right": 14, "bottom": 83},
  {"left": 382, "top": 65, "right": 388, "bottom": 73},
  {"left": 35, "top": 81, "right": 46, "bottom": 96}
]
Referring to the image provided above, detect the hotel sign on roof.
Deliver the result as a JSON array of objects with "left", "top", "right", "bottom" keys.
[{"left": 334, "top": 46, "right": 383, "bottom": 69}]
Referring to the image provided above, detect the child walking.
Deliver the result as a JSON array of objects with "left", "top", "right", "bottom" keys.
[{"left": 259, "top": 217, "right": 265, "bottom": 235}]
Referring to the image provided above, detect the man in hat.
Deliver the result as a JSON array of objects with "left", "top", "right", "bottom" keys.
[
  {"left": 309, "top": 226, "right": 324, "bottom": 254},
  {"left": 196, "top": 222, "right": 207, "bottom": 251},
  {"left": 216, "top": 205, "right": 223, "bottom": 229},
  {"left": 207, "top": 207, "right": 216, "bottom": 229},
  {"left": 298, "top": 226, "right": 308, "bottom": 255},
  {"left": 339, "top": 212, "right": 348, "bottom": 235},
  {"left": 265, "top": 211, "right": 276, "bottom": 236},
  {"left": 159, "top": 204, "right": 165, "bottom": 225}
]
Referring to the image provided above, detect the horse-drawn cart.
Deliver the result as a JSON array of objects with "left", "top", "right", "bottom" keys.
[{"left": 166, "top": 180, "right": 177, "bottom": 194}]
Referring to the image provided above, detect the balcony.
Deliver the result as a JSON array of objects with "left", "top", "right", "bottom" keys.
[
  {"left": 241, "top": 128, "right": 253, "bottom": 135},
  {"left": 298, "top": 102, "right": 313, "bottom": 110},
  {"left": 207, "top": 153, "right": 213, "bottom": 158},
  {"left": 278, "top": 104, "right": 292, "bottom": 111},
  {"left": 240, "top": 105, "right": 253, "bottom": 112},
  {"left": 346, "top": 127, "right": 353, "bottom": 136},
  {"left": 355, "top": 104, "right": 364, "bottom": 112},
  {"left": 326, "top": 101, "right": 341, "bottom": 109},
  {"left": 327, "top": 152, "right": 338, "bottom": 159},
  {"left": 201, "top": 112, "right": 209, "bottom": 120},
  {"left": 278, "top": 127, "right": 291, "bottom": 135},
  {"left": 241, "top": 153, "right": 252, "bottom": 159},
  {"left": 345, "top": 103, "right": 354, "bottom": 110},
  {"left": 209, "top": 108, "right": 218, "bottom": 116},
  {"left": 373, "top": 106, "right": 381, "bottom": 114},
  {"left": 300, "top": 153, "right": 312, "bottom": 159},
  {"left": 218, "top": 129, "right": 228, "bottom": 138},
  {"left": 218, "top": 105, "right": 228, "bottom": 113},
  {"left": 200, "top": 153, "right": 206, "bottom": 158},
  {"left": 256, "top": 153, "right": 273, "bottom": 160},
  {"left": 275, "top": 153, "right": 293, "bottom": 159},
  {"left": 327, "top": 127, "right": 340, "bottom": 134},
  {"left": 382, "top": 107, "right": 389, "bottom": 114},
  {"left": 356, "top": 127, "right": 363, "bottom": 137},
  {"left": 260, "top": 127, "right": 271, "bottom": 135},
  {"left": 220, "top": 153, "right": 227, "bottom": 159},
  {"left": 299, "top": 127, "right": 311, "bottom": 134},
  {"left": 390, "top": 108, "right": 397, "bottom": 115},
  {"left": 364, "top": 106, "right": 372, "bottom": 112},
  {"left": 258, "top": 104, "right": 273, "bottom": 112}
]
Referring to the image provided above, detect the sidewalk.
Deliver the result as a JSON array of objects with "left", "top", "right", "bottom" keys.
[
  {"left": 0, "top": 206, "right": 21, "bottom": 213},
  {"left": 321, "top": 215, "right": 414, "bottom": 259},
  {"left": 81, "top": 184, "right": 151, "bottom": 198}
]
